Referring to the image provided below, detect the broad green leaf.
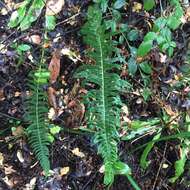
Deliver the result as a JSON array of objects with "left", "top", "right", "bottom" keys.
[
  {"left": 137, "top": 41, "right": 153, "bottom": 56},
  {"left": 50, "top": 125, "right": 61, "bottom": 135},
  {"left": 167, "top": 16, "right": 181, "bottom": 30},
  {"left": 156, "top": 36, "right": 165, "bottom": 45},
  {"left": 18, "top": 44, "right": 31, "bottom": 51},
  {"left": 143, "top": 0, "right": 155, "bottom": 11},
  {"left": 128, "top": 57, "right": 137, "bottom": 75},
  {"left": 114, "top": 161, "right": 131, "bottom": 175},
  {"left": 144, "top": 32, "right": 157, "bottom": 41},
  {"left": 45, "top": 15, "right": 56, "bottom": 30},
  {"left": 168, "top": 47, "right": 174, "bottom": 57},
  {"left": 142, "top": 88, "right": 152, "bottom": 101},
  {"left": 139, "top": 61, "right": 152, "bottom": 74},
  {"left": 104, "top": 163, "right": 115, "bottom": 185},
  {"left": 8, "top": 7, "right": 26, "bottom": 28},
  {"left": 169, "top": 147, "right": 187, "bottom": 183},
  {"left": 127, "top": 29, "right": 139, "bottom": 41},
  {"left": 153, "top": 17, "right": 167, "bottom": 32},
  {"left": 8, "top": 0, "right": 29, "bottom": 28},
  {"left": 101, "top": 0, "right": 108, "bottom": 12},
  {"left": 122, "top": 126, "right": 155, "bottom": 141},
  {"left": 140, "top": 132, "right": 161, "bottom": 169},
  {"left": 47, "top": 134, "right": 55, "bottom": 143},
  {"left": 19, "top": 17, "right": 31, "bottom": 31},
  {"left": 113, "top": 0, "right": 126, "bottom": 9},
  {"left": 119, "top": 23, "right": 129, "bottom": 32},
  {"left": 160, "top": 27, "right": 172, "bottom": 41},
  {"left": 112, "top": 9, "right": 122, "bottom": 21}
]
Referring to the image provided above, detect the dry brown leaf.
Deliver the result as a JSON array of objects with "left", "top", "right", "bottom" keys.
[
  {"left": 2, "top": 176, "right": 14, "bottom": 188},
  {"left": 47, "top": 87, "right": 57, "bottom": 109},
  {"left": 12, "top": 126, "right": 24, "bottom": 136},
  {"left": 46, "top": 0, "right": 65, "bottom": 16},
  {"left": 4, "top": 165, "right": 16, "bottom": 175},
  {"left": 48, "top": 50, "right": 61, "bottom": 83},
  {"left": 185, "top": 7, "right": 190, "bottom": 21},
  {"left": 0, "top": 152, "right": 4, "bottom": 166},
  {"left": 24, "top": 35, "right": 41, "bottom": 45},
  {"left": 164, "top": 104, "right": 177, "bottom": 117},
  {"left": 0, "top": 88, "right": 5, "bottom": 100}
]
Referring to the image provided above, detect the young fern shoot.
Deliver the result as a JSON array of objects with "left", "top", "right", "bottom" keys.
[{"left": 75, "top": 5, "right": 132, "bottom": 185}]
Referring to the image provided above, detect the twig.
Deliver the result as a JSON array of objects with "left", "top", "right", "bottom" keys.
[
  {"left": 152, "top": 143, "right": 167, "bottom": 190},
  {"left": 55, "top": 12, "right": 81, "bottom": 27}
]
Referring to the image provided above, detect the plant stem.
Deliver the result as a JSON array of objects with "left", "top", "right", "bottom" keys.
[{"left": 126, "top": 174, "right": 141, "bottom": 190}]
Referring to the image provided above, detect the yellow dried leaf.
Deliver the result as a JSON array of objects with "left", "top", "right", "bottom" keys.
[
  {"left": 46, "top": 0, "right": 65, "bottom": 16},
  {"left": 72, "top": 148, "right": 85, "bottom": 158},
  {"left": 60, "top": 167, "right": 70, "bottom": 176},
  {"left": 132, "top": 2, "right": 142, "bottom": 12},
  {"left": 0, "top": 152, "right": 4, "bottom": 166}
]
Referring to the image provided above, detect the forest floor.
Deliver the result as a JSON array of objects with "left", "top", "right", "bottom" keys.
[{"left": 1, "top": 0, "right": 190, "bottom": 190}]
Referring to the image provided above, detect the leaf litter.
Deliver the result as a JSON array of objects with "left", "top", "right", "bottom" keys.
[{"left": 1, "top": 0, "right": 190, "bottom": 189}]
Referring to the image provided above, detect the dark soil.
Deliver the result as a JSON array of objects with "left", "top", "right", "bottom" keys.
[{"left": 1, "top": 0, "right": 190, "bottom": 190}]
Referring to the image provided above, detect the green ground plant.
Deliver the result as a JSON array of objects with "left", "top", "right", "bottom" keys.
[
  {"left": 4, "top": 0, "right": 190, "bottom": 188},
  {"left": 75, "top": 4, "right": 141, "bottom": 189},
  {"left": 8, "top": 0, "right": 56, "bottom": 31},
  {"left": 138, "top": 0, "right": 184, "bottom": 57}
]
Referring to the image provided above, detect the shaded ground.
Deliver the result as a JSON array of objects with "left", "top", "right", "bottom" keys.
[{"left": 1, "top": 0, "right": 190, "bottom": 189}]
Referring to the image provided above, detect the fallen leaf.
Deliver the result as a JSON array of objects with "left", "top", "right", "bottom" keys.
[
  {"left": 0, "top": 88, "right": 5, "bottom": 100},
  {"left": 164, "top": 104, "right": 177, "bottom": 117},
  {"left": 14, "top": 91, "right": 21, "bottom": 97},
  {"left": 24, "top": 177, "right": 37, "bottom": 190},
  {"left": 67, "top": 100, "right": 77, "bottom": 108},
  {"left": 0, "top": 152, "right": 4, "bottom": 166},
  {"left": 48, "top": 107, "right": 56, "bottom": 120},
  {"left": 24, "top": 35, "right": 41, "bottom": 45},
  {"left": 185, "top": 7, "right": 190, "bottom": 21},
  {"left": 132, "top": 2, "right": 142, "bottom": 12},
  {"left": 4, "top": 165, "right": 16, "bottom": 175},
  {"left": 17, "top": 150, "right": 24, "bottom": 163},
  {"left": 99, "top": 165, "right": 105, "bottom": 173},
  {"left": 2, "top": 176, "right": 14, "bottom": 188},
  {"left": 60, "top": 167, "right": 70, "bottom": 176},
  {"left": 12, "top": 126, "right": 24, "bottom": 136},
  {"left": 47, "top": 87, "right": 57, "bottom": 109},
  {"left": 72, "top": 148, "right": 85, "bottom": 158},
  {"left": 46, "top": 0, "right": 65, "bottom": 16},
  {"left": 43, "top": 42, "right": 51, "bottom": 48},
  {"left": 48, "top": 50, "right": 61, "bottom": 83}
]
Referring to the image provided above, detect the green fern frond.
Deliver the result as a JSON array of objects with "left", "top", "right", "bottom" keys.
[
  {"left": 25, "top": 69, "right": 50, "bottom": 175},
  {"left": 75, "top": 6, "right": 131, "bottom": 185}
]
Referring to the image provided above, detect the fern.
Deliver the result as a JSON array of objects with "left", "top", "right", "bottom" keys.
[
  {"left": 25, "top": 68, "right": 50, "bottom": 175},
  {"left": 75, "top": 6, "right": 132, "bottom": 185}
]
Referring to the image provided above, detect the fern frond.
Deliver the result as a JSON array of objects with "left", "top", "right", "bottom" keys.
[
  {"left": 25, "top": 69, "right": 50, "bottom": 175},
  {"left": 76, "top": 6, "right": 131, "bottom": 184}
]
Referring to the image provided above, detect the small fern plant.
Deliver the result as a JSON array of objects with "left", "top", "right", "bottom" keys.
[
  {"left": 25, "top": 68, "right": 50, "bottom": 175},
  {"left": 75, "top": 5, "right": 136, "bottom": 186}
]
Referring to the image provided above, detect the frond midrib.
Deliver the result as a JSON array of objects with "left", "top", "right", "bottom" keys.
[
  {"left": 35, "top": 78, "right": 45, "bottom": 158},
  {"left": 97, "top": 33, "right": 111, "bottom": 160}
]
